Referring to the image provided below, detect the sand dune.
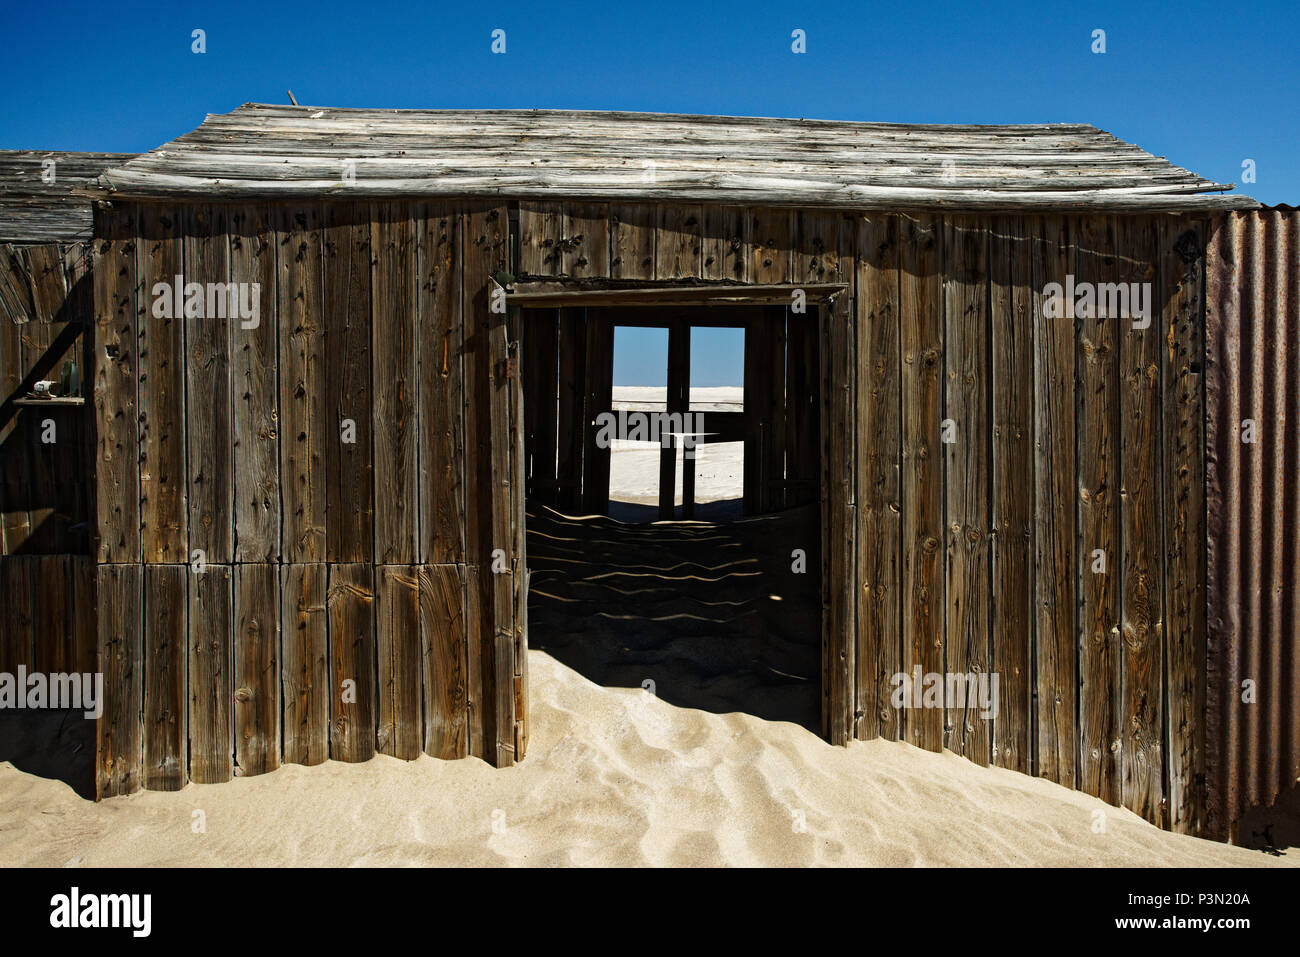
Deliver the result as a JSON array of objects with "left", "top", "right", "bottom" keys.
[{"left": 0, "top": 649, "right": 1286, "bottom": 867}]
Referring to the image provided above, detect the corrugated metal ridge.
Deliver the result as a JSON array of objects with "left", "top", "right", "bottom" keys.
[{"left": 1205, "top": 207, "right": 1300, "bottom": 842}]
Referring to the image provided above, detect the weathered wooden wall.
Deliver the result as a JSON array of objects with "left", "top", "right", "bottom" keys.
[
  {"left": 0, "top": 243, "right": 95, "bottom": 694},
  {"left": 86, "top": 197, "right": 1210, "bottom": 837},
  {"left": 512, "top": 201, "right": 1206, "bottom": 832},
  {"left": 0, "top": 241, "right": 94, "bottom": 556},
  {"left": 91, "top": 201, "right": 525, "bottom": 798}
]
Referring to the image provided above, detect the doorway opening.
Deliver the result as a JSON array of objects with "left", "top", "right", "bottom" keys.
[{"left": 520, "top": 303, "right": 823, "bottom": 732}]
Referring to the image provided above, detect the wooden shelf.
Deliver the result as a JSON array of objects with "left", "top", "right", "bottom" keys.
[{"left": 12, "top": 397, "right": 86, "bottom": 407}]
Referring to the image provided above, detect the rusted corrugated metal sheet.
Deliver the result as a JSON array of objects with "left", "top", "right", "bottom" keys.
[{"left": 1205, "top": 206, "right": 1300, "bottom": 841}]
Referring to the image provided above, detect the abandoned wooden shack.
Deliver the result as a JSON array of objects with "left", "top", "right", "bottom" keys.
[{"left": 2, "top": 106, "right": 1293, "bottom": 845}]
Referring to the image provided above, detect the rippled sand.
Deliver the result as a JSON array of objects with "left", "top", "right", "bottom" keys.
[{"left": 0, "top": 650, "right": 1287, "bottom": 867}]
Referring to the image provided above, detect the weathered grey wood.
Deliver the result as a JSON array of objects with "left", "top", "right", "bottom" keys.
[
  {"left": 377, "top": 564, "right": 422, "bottom": 759},
  {"left": 96, "top": 563, "right": 143, "bottom": 797},
  {"left": 372, "top": 202, "right": 418, "bottom": 563},
  {"left": 235, "top": 562, "right": 280, "bottom": 776},
  {"left": 184, "top": 205, "right": 233, "bottom": 563},
  {"left": 506, "top": 281, "right": 847, "bottom": 307},
  {"left": 900, "top": 214, "right": 943, "bottom": 752},
  {"left": 323, "top": 201, "right": 373, "bottom": 562},
  {"left": 1074, "top": 214, "right": 1121, "bottom": 802},
  {"left": 461, "top": 205, "right": 508, "bottom": 761},
  {"left": 752, "top": 209, "right": 794, "bottom": 284},
  {"left": 280, "top": 562, "right": 328, "bottom": 765},
  {"left": 1161, "top": 217, "right": 1207, "bottom": 835},
  {"left": 229, "top": 204, "right": 280, "bottom": 562},
  {"left": 610, "top": 205, "right": 655, "bottom": 280},
  {"left": 1031, "top": 215, "right": 1076, "bottom": 786},
  {"left": 824, "top": 282, "right": 856, "bottom": 745},
  {"left": 564, "top": 202, "right": 610, "bottom": 278},
  {"left": 93, "top": 106, "right": 1252, "bottom": 211},
  {"left": 136, "top": 206, "right": 186, "bottom": 562},
  {"left": 656, "top": 204, "right": 703, "bottom": 280},
  {"left": 416, "top": 202, "right": 465, "bottom": 562},
  {"left": 0, "top": 150, "right": 135, "bottom": 243},
  {"left": 487, "top": 256, "right": 517, "bottom": 767},
  {"left": 855, "top": 214, "right": 901, "bottom": 741},
  {"left": 989, "top": 216, "right": 1033, "bottom": 774},
  {"left": 942, "top": 215, "right": 990, "bottom": 765},
  {"left": 327, "top": 562, "right": 375, "bottom": 763},
  {"left": 420, "top": 563, "right": 467, "bottom": 759},
  {"left": 702, "top": 205, "right": 749, "bottom": 282},
  {"left": 518, "top": 202, "right": 563, "bottom": 277},
  {"left": 277, "top": 204, "right": 327, "bottom": 562},
  {"left": 1118, "top": 215, "right": 1164, "bottom": 823},
  {"left": 143, "top": 563, "right": 187, "bottom": 791},
  {"left": 188, "top": 562, "right": 233, "bottom": 783},
  {"left": 92, "top": 205, "right": 141, "bottom": 563}
]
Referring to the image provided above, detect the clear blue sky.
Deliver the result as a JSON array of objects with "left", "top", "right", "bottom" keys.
[{"left": 4, "top": 0, "right": 1295, "bottom": 386}]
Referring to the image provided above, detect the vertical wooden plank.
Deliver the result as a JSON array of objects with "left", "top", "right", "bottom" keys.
[
  {"left": 31, "top": 555, "right": 68, "bottom": 673},
  {"left": 900, "top": 214, "right": 944, "bottom": 752},
  {"left": 563, "top": 203, "right": 610, "bottom": 278},
  {"left": 136, "top": 206, "right": 187, "bottom": 562},
  {"left": 278, "top": 204, "right": 327, "bottom": 562},
  {"left": 526, "top": 310, "right": 559, "bottom": 505},
  {"left": 990, "top": 217, "right": 1034, "bottom": 774},
  {"left": 1161, "top": 218, "right": 1207, "bottom": 835},
  {"left": 17, "top": 317, "right": 56, "bottom": 550},
  {"left": 143, "top": 563, "right": 187, "bottom": 791},
  {"left": 327, "top": 562, "right": 376, "bottom": 763},
  {"left": 752, "top": 209, "right": 794, "bottom": 285},
  {"left": 1031, "top": 216, "right": 1077, "bottom": 786},
  {"left": 188, "top": 563, "right": 233, "bottom": 783},
  {"left": 824, "top": 287, "right": 856, "bottom": 746},
  {"left": 377, "top": 564, "right": 422, "bottom": 759},
  {"left": 184, "top": 205, "right": 233, "bottom": 563},
  {"left": 230, "top": 204, "right": 280, "bottom": 562},
  {"left": 942, "top": 216, "right": 991, "bottom": 765},
  {"left": 96, "top": 563, "right": 143, "bottom": 798},
  {"left": 235, "top": 562, "right": 280, "bottom": 776},
  {"left": 420, "top": 563, "right": 467, "bottom": 759},
  {"left": 582, "top": 310, "right": 614, "bottom": 514},
  {"left": 702, "top": 205, "right": 750, "bottom": 283},
  {"left": 372, "top": 203, "right": 417, "bottom": 563},
  {"left": 0, "top": 558, "right": 34, "bottom": 674},
  {"left": 487, "top": 262, "right": 517, "bottom": 767},
  {"left": 461, "top": 206, "right": 508, "bottom": 761},
  {"left": 610, "top": 205, "right": 655, "bottom": 280},
  {"left": 72, "top": 556, "right": 96, "bottom": 676},
  {"left": 855, "top": 214, "right": 901, "bottom": 742},
  {"left": 0, "top": 306, "right": 24, "bottom": 553},
  {"left": 1117, "top": 215, "right": 1164, "bottom": 822},
  {"left": 93, "top": 205, "right": 140, "bottom": 563},
  {"left": 797, "top": 211, "right": 841, "bottom": 284},
  {"left": 416, "top": 202, "right": 465, "bottom": 563},
  {"left": 280, "top": 562, "right": 329, "bottom": 766},
  {"left": 655, "top": 205, "right": 703, "bottom": 280},
  {"left": 1075, "top": 214, "right": 1121, "bottom": 802},
  {"left": 323, "top": 201, "right": 373, "bottom": 563},
  {"left": 518, "top": 202, "right": 563, "bottom": 277},
  {"left": 555, "top": 308, "right": 587, "bottom": 512}
]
